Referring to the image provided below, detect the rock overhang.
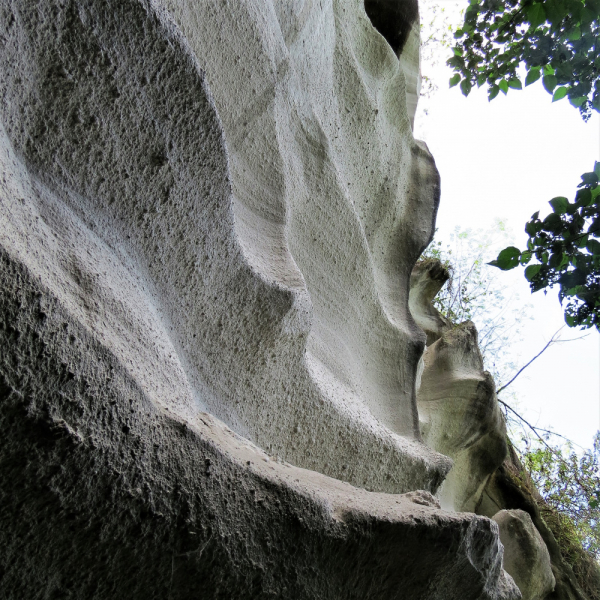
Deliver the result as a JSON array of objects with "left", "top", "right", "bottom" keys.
[{"left": 0, "top": 0, "right": 522, "bottom": 597}]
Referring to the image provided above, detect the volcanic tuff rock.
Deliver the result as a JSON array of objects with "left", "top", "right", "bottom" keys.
[
  {"left": 411, "top": 261, "right": 508, "bottom": 513},
  {"left": 0, "top": 0, "right": 520, "bottom": 598},
  {"left": 493, "top": 509, "right": 555, "bottom": 600},
  {"left": 416, "top": 320, "right": 508, "bottom": 513}
]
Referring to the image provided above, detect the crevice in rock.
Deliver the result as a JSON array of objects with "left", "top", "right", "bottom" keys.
[{"left": 364, "top": 0, "right": 419, "bottom": 55}]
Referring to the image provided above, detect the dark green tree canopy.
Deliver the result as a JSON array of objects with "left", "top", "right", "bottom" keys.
[
  {"left": 448, "top": 0, "right": 600, "bottom": 329},
  {"left": 449, "top": 0, "right": 600, "bottom": 118},
  {"left": 489, "top": 164, "right": 600, "bottom": 329}
]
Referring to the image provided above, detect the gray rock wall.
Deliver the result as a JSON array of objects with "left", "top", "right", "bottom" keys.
[
  {"left": 0, "top": 0, "right": 449, "bottom": 495},
  {"left": 0, "top": 0, "right": 521, "bottom": 598},
  {"left": 409, "top": 259, "right": 598, "bottom": 600}
]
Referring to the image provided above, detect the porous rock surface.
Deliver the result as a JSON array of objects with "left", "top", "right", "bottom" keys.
[
  {"left": 410, "top": 262, "right": 597, "bottom": 600},
  {"left": 0, "top": 0, "right": 521, "bottom": 598},
  {"left": 493, "top": 509, "right": 555, "bottom": 600},
  {"left": 411, "top": 262, "right": 508, "bottom": 513}
]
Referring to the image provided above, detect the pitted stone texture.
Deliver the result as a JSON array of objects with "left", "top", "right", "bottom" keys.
[
  {"left": 410, "top": 259, "right": 452, "bottom": 346},
  {"left": 409, "top": 260, "right": 507, "bottom": 511},
  {"left": 0, "top": 0, "right": 448, "bottom": 495},
  {"left": 416, "top": 321, "right": 508, "bottom": 512},
  {"left": 364, "top": 0, "right": 423, "bottom": 125},
  {"left": 0, "top": 0, "right": 521, "bottom": 597},
  {"left": 493, "top": 510, "right": 555, "bottom": 600},
  {"left": 0, "top": 244, "right": 520, "bottom": 600}
]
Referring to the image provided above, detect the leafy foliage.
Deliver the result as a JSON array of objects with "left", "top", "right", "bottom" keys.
[
  {"left": 422, "top": 226, "right": 531, "bottom": 383},
  {"left": 522, "top": 433, "right": 600, "bottom": 559},
  {"left": 448, "top": 0, "right": 600, "bottom": 327},
  {"left": 420, "top": 2, "right": 463, "bottom": 103},
  {"left": 507, "top": 435, "right": 600, "bottom": 598},
  {"left": 489, "top": 163, "right": 600, "bottom": 329},
  {"left": 449, "top": 0, "right": 600, "bottom": 120}
]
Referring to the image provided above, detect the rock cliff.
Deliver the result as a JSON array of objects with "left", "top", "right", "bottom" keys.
[
  {"left": 0, "top": 0, "right": 534, "bottom": 598},
  {"left": 410, "top": 261, "right": 599, "bottom": 600}
]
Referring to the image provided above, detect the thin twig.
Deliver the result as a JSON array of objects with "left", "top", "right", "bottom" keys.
[
  {"left": 498, "top": 398, "right": 596, "bottom": 495},
  {"left": 497, "top": 398, "right": 584, "bottom": 448},
  {"left": 496, "top": 327, "right": 564, "bottom": 395}
]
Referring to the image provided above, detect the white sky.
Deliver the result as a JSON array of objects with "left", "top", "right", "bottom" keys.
[{"left": 415, "top": 1, "right": 600, "bottom": 449}]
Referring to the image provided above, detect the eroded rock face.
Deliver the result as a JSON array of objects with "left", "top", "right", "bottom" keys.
[
  {"left": 409, "top": 260, "right": 598, "bottom": 600},
  {"left": 411, "top": 264, "right": 508, "bottom": 512},
  {"left": 409, "top": 259, "right": 452, "bottom": 345},
  {"left": 0, "top": 0, "right": 520, "bottom": 597},
  {"left": 0, "top": 0, "right": 450, "bottom": 495},
  {"left": 493, "top": 510, "right": 555, "bottom": 600}
]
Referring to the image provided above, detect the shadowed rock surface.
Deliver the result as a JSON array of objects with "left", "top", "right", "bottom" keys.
[
  {"left": 0, "top": 0, "right": 523, "bottom": 598},
  {"left": 411, "top": 263, "right": 508, "bottom": 513},
  {"left": 479, "top": 447, "right": 600, "bottom": 600},
  {"left": 493, "top": 509, "right": 555, "bottom": 600},
  {"left": 410, "top": 258, "right": 598, "bottom": 600}
]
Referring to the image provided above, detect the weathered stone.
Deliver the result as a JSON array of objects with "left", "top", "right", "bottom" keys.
[
  {"left": 409, "top": 259, "right": 452, "bottom": 345},
  {"left": 416, "top": 318, "right": 508, "bottom": 512},
  {"left": 0, "top": 0, "right": 450, "bottom": 495},
  {"left": 479, "top": 448, "right": 599, "bottom": 600},
  {"left": 0, "top": 0, "right": 522, "bottom": 597},
  {"left": 493, "top": 509, "right": 555, "bottom": 600}
]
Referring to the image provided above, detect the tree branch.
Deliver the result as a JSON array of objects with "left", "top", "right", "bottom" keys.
[
  {"left": 496, "top": 327, "right": 564, "bottom": 395},
  {"left": 498, "top": 398, "right": 597, "bottom": 496}
]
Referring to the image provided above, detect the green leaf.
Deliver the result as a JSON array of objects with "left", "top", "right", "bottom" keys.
[
  {"left": 449, "top": 74, "right": 461, "bottom": 88},
  {"left": 552, "top": 87, "right": 568, "bottom": 102},
  {"left": 580, "top": 172, "right": 599, "bottom": 185},
  {"left": 499, "top": 79, "right": 509, "bottom": 94},
  {"left": 566, "top": 27, "right": 581, "bottom": 41},
  {"left": 575, "top": 188, "right": 593, "bottom": 206},
  {"left": 586, "top": 239, "right": 600, "bottom": 254},
  {"left": 488, "top": 85, "right": 500, "bottom": 101},
  {"left": 508, "top": 77, "right": 522, "bottom": 90},
  {"left": 569, "top": 96, "right": 587, "bottom": 108},
  {"left": 542, "top": 75, "right": 558, "bottom": 93},
  {"left": 526, "top": 2, "right": 547, "bottom": 28},
  {"left": 549, "top": 196, "right": 569, "bottom": 214},
  {"left": 560, "top": 270, "right": 587, "bottom": 287},
  {"left": 520, "top": 251, "right": 533, "bottom": 265},
  {"left": 525, "top": 264, "right": 542, "bottom": 281},
  {"left": 565, "top": 313, "right": 576, "bottom": 326},
  {"left": 543, "top": 65, "right": 555, "bottom": 76},
  {"left": 549, "top": 251, "right": 564, "bottom": 267},
  {"left": 490, "top": 246, "right": 522, "bottom": 270},
  {"left": 452, "top": 47, "right": 464, "bottom": 57},
  {"left": 477, "top": 74, "right": 487, "bottom": 87},
  {"left": 542, "top": 212, "right": 563, "bottom": 232},
  {"left": 525, "top": 68, "right": 541, "bottom": 86},
  {"left": 460, "top": 79, "right": 472, "bottom": 96}
]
